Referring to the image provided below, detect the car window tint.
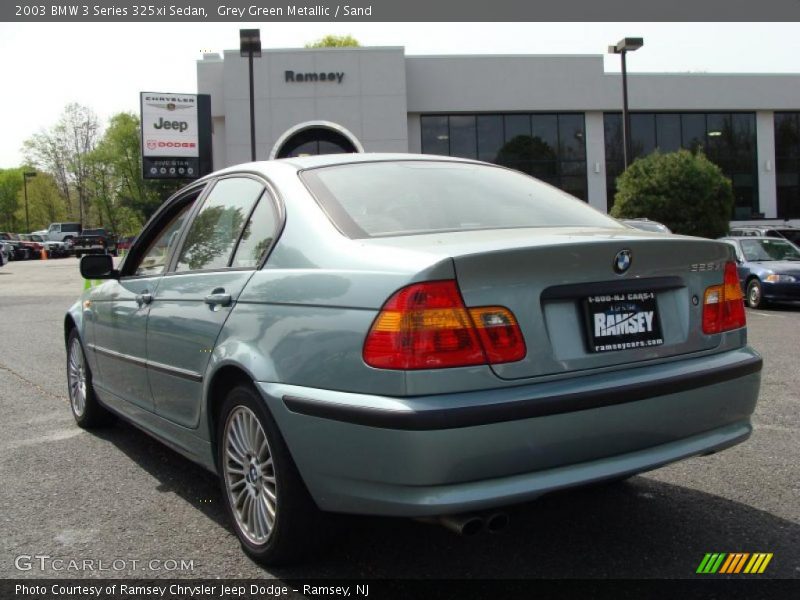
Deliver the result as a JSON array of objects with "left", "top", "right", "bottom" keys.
[
  {"left": 302, "top": 161, "right": 622, "bottom": 238},
  {"left": 231, "top": 195, "right": 278, "bottom": 268},
  {"left": 176, "top": 177, "right": 264, "bottom": 272},
  {"left": 741, "top": 239, "right": 800, "bottom": 261},
  {"left": 134, "top": 202, "right": 195, "bottom": 277}
]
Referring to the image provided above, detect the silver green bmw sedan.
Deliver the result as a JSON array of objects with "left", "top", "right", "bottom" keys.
[{"left": 66, "top": 154, "right": 761, "bottom": 564}]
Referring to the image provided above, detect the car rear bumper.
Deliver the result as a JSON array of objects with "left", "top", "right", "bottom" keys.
[{"left": 256, "top": 347, "right": 761, "bottom": 516}]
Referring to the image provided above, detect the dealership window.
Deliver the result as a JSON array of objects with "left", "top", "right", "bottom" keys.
[
  {"left": 604, "top": 112, "right": 758, "bottom": 219},
  {"left": 421, "top": 113, "right": 588, "bottom": 201},
  {"left": 775, "top": 112, "right": 800, "bottom": 219}
]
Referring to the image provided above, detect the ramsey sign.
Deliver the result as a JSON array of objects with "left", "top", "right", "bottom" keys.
[{"left": 140, "top": 92, "right": 212, "bottom": 180}]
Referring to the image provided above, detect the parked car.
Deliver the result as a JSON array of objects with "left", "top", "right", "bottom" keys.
[
  {"left": 1, "top": 232, "right": 31, "bottom": 260},
  {"left": 18, "top": 234, "right": 46, "bottom": 259},
  {"left": 719, "top": 236, "right": 800, "bottom": 308},
  {"left": 67, "top": 155, "right": 762, "bottom": 564},
  {"left": 21, "top": 233, "right": 69, "bottom": 258},
  {"left": 72, "top": 228, "right": 118, "bottom": 258},
  {"left": 40, "top": 235, "right": 70, "bottom": 258},
  {"left": 620, "top": 218, "right": 672, "bottom": 234},
  {"left": 116, "top": 235, "right": 136, "bottom": 253},
  {"left": 45, "top": 222, "right": 82, "bottom": 244},
  {"left": 728, "top": 225, "right": 800, "bottom": 246}
]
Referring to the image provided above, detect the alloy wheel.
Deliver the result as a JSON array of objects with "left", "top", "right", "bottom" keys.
[
  {"left": 223, "top": 406, "right": 278, "bottom": 545},
  {"left": 67, "top": 338, "right": 87, "bottom": 417},
  {"left": 748, "top": 281, "right": 761, "bottom": 308}
]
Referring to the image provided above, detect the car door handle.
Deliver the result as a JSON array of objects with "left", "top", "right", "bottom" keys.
[
  {"left": 135, "top": 292, "right": 153, "bottom": 306},
  {"left": 204, "top": 289, "right": 232, "bottom": 307}
]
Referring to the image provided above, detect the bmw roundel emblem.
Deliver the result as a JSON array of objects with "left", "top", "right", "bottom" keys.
[{"left": 613, "top": 249, "right": 632, "bottom": 274}]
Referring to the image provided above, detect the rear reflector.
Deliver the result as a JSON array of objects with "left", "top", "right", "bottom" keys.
[
  {"left": 468, "top": 307, "right": 527, "bottom": 364},
  {"left": 363, "top": 280, "right": 526, "bottom": 370},
  {"left": 702, "top": 261, "right": 746, "bottom": 334}
]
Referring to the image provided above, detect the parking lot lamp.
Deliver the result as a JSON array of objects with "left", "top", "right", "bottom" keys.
[
  {"left": 23, "top": 171, "right": 37, "bottom": 233},
  {"left": 608, "top": 37, "right": 643, "bottom": 170},
  {"left": 240, "top": 29, "right": 262, "bottom": 162}
]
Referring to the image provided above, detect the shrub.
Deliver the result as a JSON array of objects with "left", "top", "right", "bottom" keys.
[{"left": 610, "top": 149, "right": 734, "bottom": 239}]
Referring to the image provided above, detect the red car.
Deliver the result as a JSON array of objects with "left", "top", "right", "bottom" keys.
[{"left": 18, "top": 234, "right": 45, "bottom": 259}]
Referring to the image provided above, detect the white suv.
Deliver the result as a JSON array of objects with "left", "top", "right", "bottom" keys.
[{"left": 46, "top": 222, "right": 82, "bottom": 243}]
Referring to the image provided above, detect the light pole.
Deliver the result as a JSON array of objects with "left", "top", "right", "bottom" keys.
[
  {"left": 608, "top": 37, "right": 643, "bottom": 170},
  {"left": 240, "top": 29, "right": 262, "bottom": 162},
  {"left": 23, "top": 171, "right": 36, "bottom": 233}
]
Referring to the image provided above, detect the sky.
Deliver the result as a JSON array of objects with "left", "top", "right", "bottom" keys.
[{"left": 1, "top": 21, "right": 799, "bottom": 168}]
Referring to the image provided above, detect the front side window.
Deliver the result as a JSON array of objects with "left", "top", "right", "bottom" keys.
[
  {"left": 175, "top": 177, "right": 264, "bottom": 272},
  {"left": 133, "top": 202, "right": 196, "bottom": 277}
]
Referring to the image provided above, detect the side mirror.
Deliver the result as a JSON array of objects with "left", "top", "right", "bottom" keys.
[{"left": 80, "top": 254, "right": 118, "bottom": 280}]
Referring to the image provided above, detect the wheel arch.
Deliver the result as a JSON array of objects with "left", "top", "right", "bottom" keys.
[
  {"left": 205, "top": 364, "right": 261, "bottom": 468},
  {"left": 64, "top": 314, "right": 77, "bottom": 342}
]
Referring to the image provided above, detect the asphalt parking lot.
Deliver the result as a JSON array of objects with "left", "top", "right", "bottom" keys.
[{"left": 0, "top": 257, "right": 798, "bottom": 580}]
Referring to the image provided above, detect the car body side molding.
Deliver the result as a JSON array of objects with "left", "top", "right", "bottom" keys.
[
  {"left": 89, "top": 343, "right": 203, "bottom": 383},
  {"left": 283, "top": 355, "right": 762, "bottom": 430}
]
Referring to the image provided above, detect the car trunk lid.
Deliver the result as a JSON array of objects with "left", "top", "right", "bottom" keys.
[{"left": 365, "top": 227, "right": 737, "bottom": 381}]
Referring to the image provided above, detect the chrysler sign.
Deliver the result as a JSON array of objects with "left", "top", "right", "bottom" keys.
[{"left": 140, "top": 92, "right": 212, "bottom": 180}]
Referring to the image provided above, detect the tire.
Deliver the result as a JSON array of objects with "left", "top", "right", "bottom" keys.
[
  {"left": 217, "top": 384, "right": 325, "bottom": 565},
  {"left": 746, "top": 279, "right": 765, "bottom": 309},
  {"left": 66, "top": 329, "right": 115, "bottom": 428}
]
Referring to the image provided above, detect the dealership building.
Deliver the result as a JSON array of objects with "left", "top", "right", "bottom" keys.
[{"left": 197, "top": 47, "right": 800, "bottom": 222}]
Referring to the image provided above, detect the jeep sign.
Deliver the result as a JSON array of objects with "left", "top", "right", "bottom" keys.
[{"left": 140, "top": 91, "right": 212, "bottom": 180}]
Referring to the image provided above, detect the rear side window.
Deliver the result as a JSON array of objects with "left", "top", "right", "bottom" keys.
[
  {"left": 176, "top": 177, "right": 264, "bottom": 272},
  {"left": 231, "top": 195, "right": 279, "bottom": 268},
  {"left": 301, "top": 161, "right": 622, "bottom": 238},
  {"left": 62, "top": 223, "right": 81, "bottom": 232}
]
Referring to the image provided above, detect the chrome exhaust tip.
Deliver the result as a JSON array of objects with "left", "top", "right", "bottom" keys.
[
  {"left": 417, "top": 514, "right": 485, "bottom": 536},
  {"left": 484, "top": 512, "right": 510, "bottom": 533}
]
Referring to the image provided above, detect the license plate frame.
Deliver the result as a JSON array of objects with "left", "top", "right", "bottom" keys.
[{"left": 584, "top": 291, "right": 664, "bottom": 353}]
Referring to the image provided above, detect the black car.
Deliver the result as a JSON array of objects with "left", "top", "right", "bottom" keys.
[{"left": 72, "top": 229, "right": 118, "bottom": 257}]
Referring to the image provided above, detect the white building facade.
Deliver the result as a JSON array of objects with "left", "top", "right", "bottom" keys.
[{"left": 198, "top": 47, "right": 800, "bottom": 223}]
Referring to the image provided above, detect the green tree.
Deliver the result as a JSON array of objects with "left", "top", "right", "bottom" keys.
[
  {"left": 0, "top": 168, "right": 23, "bottom": 231},
  {"left": 305, "top": 35, "right": 360, "bottom": 48},
  {"left": 23, "top": 103, "right": 100, "bottom": 224},
  {"left": 92, "top": 112, "right": 161, "bottom": 224},
  {"left": 15, "top": 172, "right": 66, "bottom": 231},
  {"left": 610, "top": 150, "right": 733, "bottom": 239}
]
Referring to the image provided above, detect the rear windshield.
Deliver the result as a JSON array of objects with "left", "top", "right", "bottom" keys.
[{"left": 301, "top": 161, "right": 622, "bottom": 238}]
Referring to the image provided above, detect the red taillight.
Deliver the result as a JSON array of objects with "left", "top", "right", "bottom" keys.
[
  {"left": 702, "top": 261, "right": 746, "bottom": 334},
  {"left": 363, "top": 280, "right": 526, "bottom": 370}
]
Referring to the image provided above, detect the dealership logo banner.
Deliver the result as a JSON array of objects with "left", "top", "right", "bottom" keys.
[
  {"left": 4, "top": 0, "right": 800, "bottom": 21},
  {"left": 140, "top": 92, "right": 212, "bottom": 180}
]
